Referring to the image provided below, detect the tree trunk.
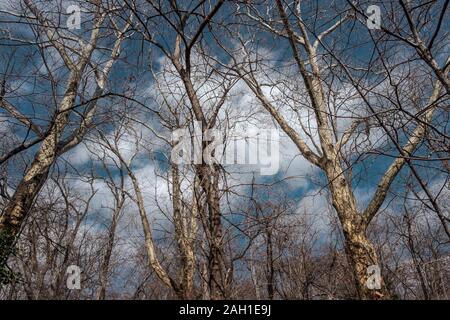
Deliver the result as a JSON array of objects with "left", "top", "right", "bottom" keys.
[
  {"left": 0, "top": 86, "right": 76, "bottom": 276},
  {"left": 343, "top": 227, "right": 383, "bottom": 299},
  {"left": 97, "top": 206, "right": 121, "bottom": 300},
  {"left": 323, "top": 159, "right": 385, "bottom": 299},
  {"left": 172, "top": 165, "right": 197, "bottom": 299},
  {"left": 193, "top": 163, "right": 224, "bottom": 299},
  {"left": 266, "top": 226, "right": 275, "bottom": 300},
  {"left": 202, "top": 166, "right": 224, "bottom": 300}
]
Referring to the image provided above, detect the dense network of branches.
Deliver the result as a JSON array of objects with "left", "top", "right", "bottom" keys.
[{"left": 0, "top": 0, "right": 448, "bottom": 300}]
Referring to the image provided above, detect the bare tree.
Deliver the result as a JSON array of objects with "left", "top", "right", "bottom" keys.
[
  {"left": 0, "top": 0, "right": 448, "bottom": 301},
  {"left": 218, "top": 0, "right": 448, "bottom": 298},
  {"left": 0, "top": 0, "right": 131, "bottom": 279},
  {"left": 126, "top": 0, "right": 237, "bottom": 299}
]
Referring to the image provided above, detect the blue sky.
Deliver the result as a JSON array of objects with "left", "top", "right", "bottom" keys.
[{"left": 0, "top": 1, "right": 448, "bottom": 279}]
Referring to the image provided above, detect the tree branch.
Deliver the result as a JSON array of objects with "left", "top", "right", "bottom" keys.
[{"left": 362, "top": 81, "right": 443, "bottom": 226}]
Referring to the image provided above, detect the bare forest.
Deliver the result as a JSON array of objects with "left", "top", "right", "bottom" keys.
[{"left": 0, "top": 0, "right": 449, "bottom": 300}]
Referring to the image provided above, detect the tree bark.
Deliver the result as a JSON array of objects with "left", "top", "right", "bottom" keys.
[
  {"left": 172, "top": 165, "right": 197, "bottom": 299},
  {"left": 195, "top": 165, "right": 224, "bottom": 299}
]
